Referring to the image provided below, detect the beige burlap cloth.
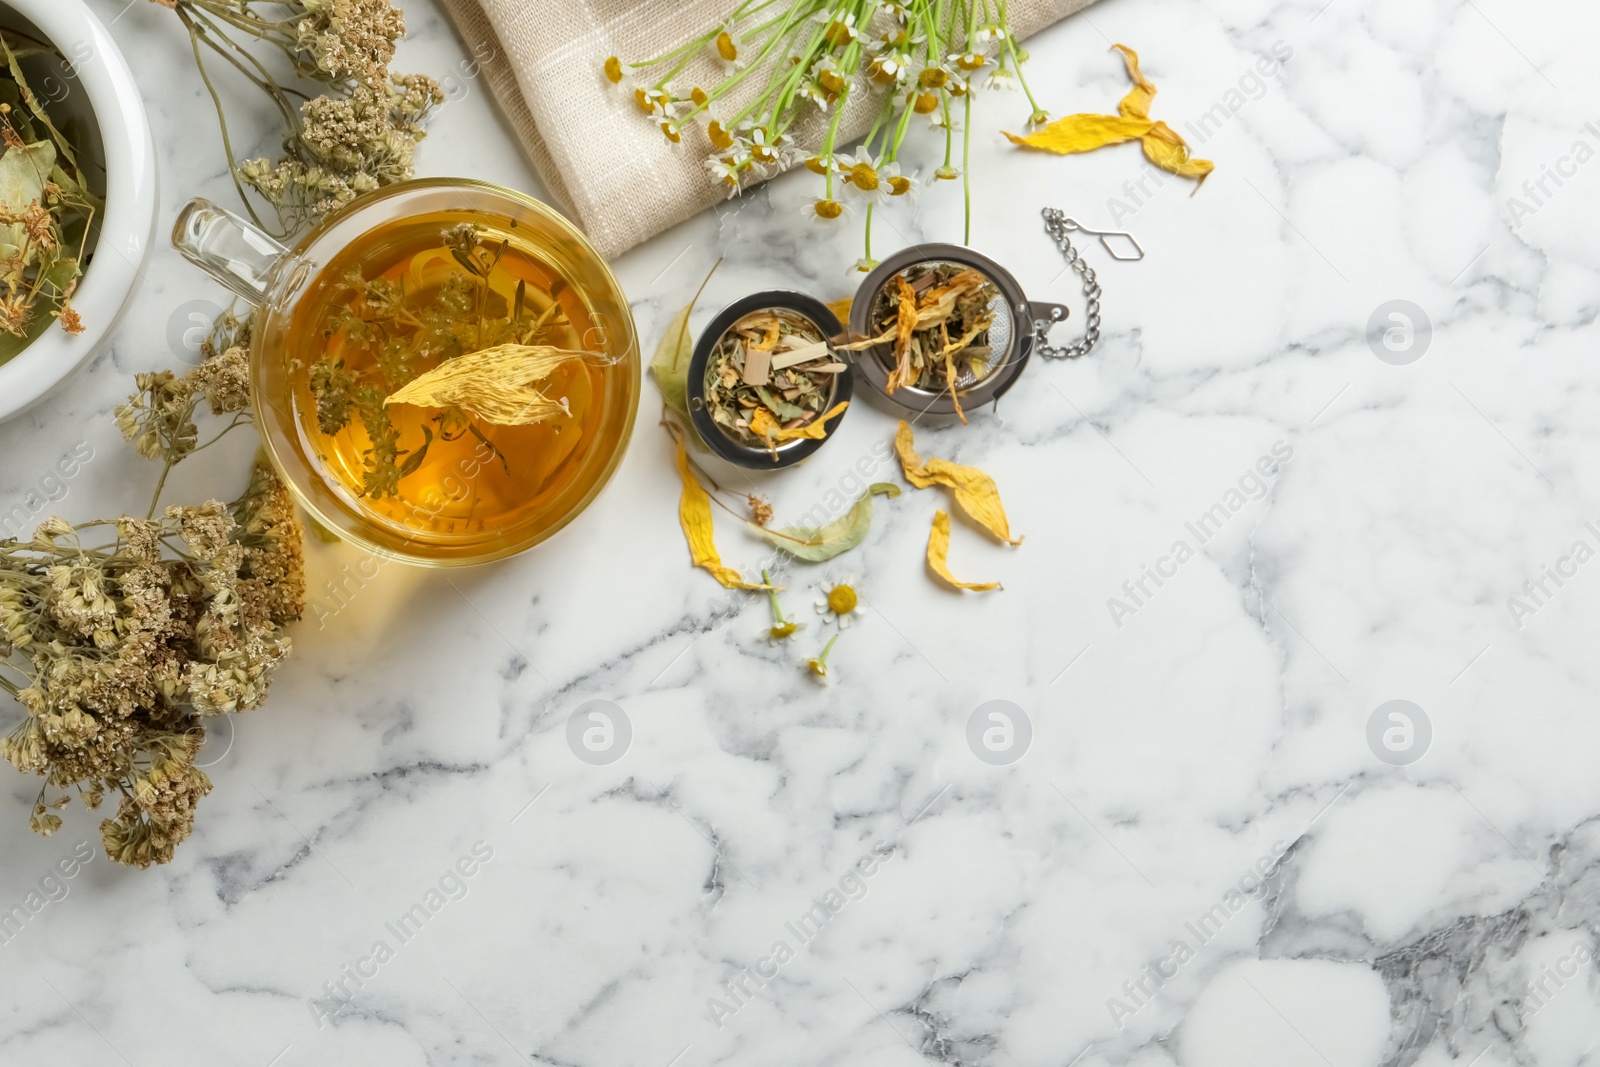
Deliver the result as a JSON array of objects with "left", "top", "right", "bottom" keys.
[{"left": 439, "top": 0, "right": 1098, "bottom": 260}]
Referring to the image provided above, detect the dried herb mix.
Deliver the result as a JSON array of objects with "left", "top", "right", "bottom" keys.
[
  {"left": 848, "top": 263, "right": 1002, "bottom": 421},
  {"left": 703, "top": 309, "right": 849, "bottom": 460}
]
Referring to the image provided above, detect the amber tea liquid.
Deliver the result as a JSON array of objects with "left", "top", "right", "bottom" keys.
[{"left": 282, "top": 210, "right": 628, "bottom": 552}]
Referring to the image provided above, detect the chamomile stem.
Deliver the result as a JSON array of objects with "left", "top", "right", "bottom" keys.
[{"left": 962, "top": 93, "right": 972, "bottom": 242}]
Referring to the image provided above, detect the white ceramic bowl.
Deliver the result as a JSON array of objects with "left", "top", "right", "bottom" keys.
[{"left": 0, "top": 0, "right": 156, "bottom": 421}]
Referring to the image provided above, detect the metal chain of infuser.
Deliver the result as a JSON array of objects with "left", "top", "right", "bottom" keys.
[{"left": 1034, "top": 207, "right": 1106, "bottom": 360}]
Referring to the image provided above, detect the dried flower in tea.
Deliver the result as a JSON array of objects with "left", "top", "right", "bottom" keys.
[
  {"left": 846, "top": 264, "right": 1001, "bottom": 422},
  {"left": 704, "top": 310, "right": 849, "bottom": 460}
]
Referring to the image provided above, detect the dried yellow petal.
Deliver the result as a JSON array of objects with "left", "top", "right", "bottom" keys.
[
  {"left": 773, "top": 401, "right": 849, "bottom": 441},
  {"left": 894, "top": 421, "right": 1022, "bottom": 544},
  {"left": 1002, "top": 44, "right": 1212, "bottom": 190},
  {"left": 927, "top": 510, "right": 1000, "bottom": 592},
  {"left": 384, "top": 344, "right": 588, "bottom": 425},
  {"left": 672, "top": 428, "right": 768, "bottom": 590},
  {"left": 826, "top": 296, "right": 854, "bottom": 322}
]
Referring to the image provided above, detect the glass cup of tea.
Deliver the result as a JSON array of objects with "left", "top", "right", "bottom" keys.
[{"left": 173, "top": 179, "right": 640, "bottom": 567}]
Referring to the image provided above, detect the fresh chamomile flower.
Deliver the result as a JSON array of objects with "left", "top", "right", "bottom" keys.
[
  {"left": 687, "top": 87, "right": 721, "bottom": 122},
  {"left": 867, "top": 50, "right": 911, "bottom": 86},
  {"left": 633, "top": 84, "right": 676, "bottom": 117},
  {"left": 762, "top": 571, "right": 805, "bottom": 644},
  {"left": 804, "top": 153, "right": 835, "bottom": 175},
  {"left": 881, "top": 160, "right": 915, "bottom": 198},
  {"left": 972, "top": 23, "right": 1009, "bottom": 47},
  {"left": 948, "top": 51, "right": 992, "bottom": 77},
  {"left": 985, "top": 64, "right": 1019, "bottom": 91},
  {"left": 603, "top": 56, "right": 633, "bottom": 87},
  {"left": 659, "top": 119, "right": 686, "bottom": 145},
  {"left": 704, "top": 155, "right": 744, "bottom": 197},
  {"left": 805, "top": 633, "right": 839, "bottom": 684},
  {"left": 812, "top": 9, "right": 858, "bottom": 46},
  {"left": 836, "top": 146, "right": 892, "bottom": 205},
  {"left": 934, "top": 164, "right": 961, "bottom": 181},
  {"left": 711, "top": 21, "right": 746, "bottom": 73},
  {"left": 811, "top": 55, "right": 848, "bottom": 97},
  {"left": 880, "top": 1, "right": 912, "bottom": 22},
  {"left": 854, "top": 256, "right": 880, "bottom": 273},
  {"left": 815, "top": 576, "right": 861, "bottom": 628},
  {"left": 811, "top": 196, "right": 847, "bottom": 221},
  {"left": 740, "top": 126, "right": 788, "bottom": 171},
  {"left": 798, "top": 79, "right": 834, "bottom": 111}
]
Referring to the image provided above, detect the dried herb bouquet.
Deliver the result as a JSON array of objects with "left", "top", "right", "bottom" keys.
[
  {"left": 0, "top": 0, "right": 442, "bottom": 866},
  {"left": 2, "top": 326, "right": 305, "bottom": 868}
]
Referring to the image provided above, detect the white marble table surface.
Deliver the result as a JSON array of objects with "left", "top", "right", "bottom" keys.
[{"left": 5, "top": 0, "right": 1600, "bottom": 1064}]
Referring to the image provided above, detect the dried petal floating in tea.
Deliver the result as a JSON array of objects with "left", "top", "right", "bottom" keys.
[
  {"left": 927, "top": 510, "right": 1000, "bottom": 592},
  {"left": 895, "top": 422, "right": 1022, "bottom": 545},
  {"left": 1002, "top": 44, "right": 1213, "bottom": 189},
  {"left": 383, "top": 344, "right": 590, "bottom": 425}
]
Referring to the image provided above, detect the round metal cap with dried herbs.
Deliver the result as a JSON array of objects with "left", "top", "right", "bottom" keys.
[
  {"left": 846, "top": 244, "right": 1062, "bottom": 421},
  {"left": 687, "top": 291, "right": 853, "bottom": 469}
]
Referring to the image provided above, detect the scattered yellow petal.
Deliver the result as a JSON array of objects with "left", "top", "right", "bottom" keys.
[
  {"left": 826, "top": 296, "right": 854, "bottom": 322},
  {"left": 384, "top": 344, "right": 588, "bottom": 425},
  {"left": 671, "top": 427, "right": 769, "bottom": 590},
  {"left": 773, "top": 401, "right": 849, "bottom": 441},
  {"left": 1112, "top": 43, "right": 1157, "bottom": 119},
  {"left": 1002, "top": 43, "right": 1212, "bottom": 190},
  {"left": 894, "top": 421, "right": 1022, "bottom": 544},
  {"left": 927, "top": 510, "right": 1000, "bottom": 592}
]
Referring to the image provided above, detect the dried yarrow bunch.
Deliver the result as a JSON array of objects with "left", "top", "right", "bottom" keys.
[
  {"left": 157, "top": 0, "right": 443, "bottom": 234},
  {"left": 0, "top": 327, "right": 306, "bottom": 867},
  {"left": 605, "top": 0, "right": 1046, "bottom": 268}
]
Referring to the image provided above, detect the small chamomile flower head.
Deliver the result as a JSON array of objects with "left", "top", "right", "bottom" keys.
[
  {"left": 804, "top": 153, "right": 835, "bottom": 175},
  {"left": 812, "top": 9, "right": 858, "bottom": 46},
  {"left": 603, "top": 56, "right": 633, "bottom": 87},
  {"left": 741, "top": 126, "right": 788, "bottom": 171},
  {"left": 907, "top": 88, "right": 942, "bottom": 118},
  {"left": 711, "top": 21, "right": 746, "bottom": 73},
  {"left": 836, "top": 146, "right": 891, "bottom": 205},
  {"left": 805, "top": 633, "right": 840, "bottom": 684},
  {"left": 706, "top": 116, "right": 737, "bottom": 149},
  {"left": 812, "top": 55, "right": 848, "bottom": 96},
  {"left": 688, "top": 87, "right": 722, "bottom": 124},
  {"left": 972, "top": 23, "right": 1009, "bottom": 46},
  {"left": 633, "top": 84, "right": 677, "bottom": 117},
  {"left": 704, "top": 155, "right": 743, "bottom": 197},
  {"left": 659, "top": 119, "right": 685, "bottom": 145},
  {"left": 854, "top": 256, "right": 880, "bottom": 273},
  {"left": 949, "top": 51, "right": 992, "bottom": 74},
  {"left": 880, "top": 0, "right": 912, "bottom": 22},
  {"left": 815, "top": 576, "right": 861, "bottom": 627},
  {"left": 798, "top": 79, "right": 834, "bottom": 111},
  {"left": 867, "top": 50, "right": 911, "bottom": 86},
  {"left": 986, "top": 64, "right": 1019, "bottom": 91},
  {"left": 881, "top": 161, "right": 915, "bottom": 198},
  {"left": 811, "top": 196, "right": 848, "bottom": 222},
  {"left": 935, "top": 164, "right": 961, "bottom": 181}
]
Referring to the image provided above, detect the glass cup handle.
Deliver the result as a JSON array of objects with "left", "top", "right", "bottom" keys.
[{"left": 171, "top": 198, "right": 288, "bottom": 305}]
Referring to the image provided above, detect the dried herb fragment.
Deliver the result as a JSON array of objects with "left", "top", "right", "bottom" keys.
[
  {"left": 750, "top": 483, "right": 899, "bottom": 562},
  {"left": 1003, "top": 44, "right": 1213, "bottom": 189},
  {"left": 704, "top": 309, "right": 847, "bottom": 460},
  {"left": 895, "top": 422, "right": 1021, "bottom": 544},
  {"left": 927, "top": 509, "right": 1000, "bottom": 591}
]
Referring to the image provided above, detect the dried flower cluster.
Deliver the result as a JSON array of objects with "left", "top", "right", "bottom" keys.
[
  {"left": 2, "top": 325, "right": 306, "bottom": 867},
  {"left": 162, "top": 0, "right": 443, "bottom": 234},
  {"left": 606, "top": 0, "right": 1045, "bottom": 267},
  {"left": 0, "top": 32, "right": 100, "bottom": 364}
]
